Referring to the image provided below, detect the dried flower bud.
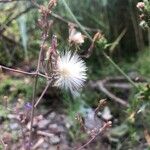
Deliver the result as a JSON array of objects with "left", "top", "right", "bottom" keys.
[
  {"left": 136, "top": 2, "right": 145, "bottom": 9},
  {"left": 39, "top": 5, "right": 48, "bottom": 15},
  {"left": 93, "top": 31, "right": 102, "bottom": 42},
  {"left": 48, "top": 0, "right": 57, "bottom": 10},
  {"left": 69, "top": 25, "right": 85, "bottom": 45}
]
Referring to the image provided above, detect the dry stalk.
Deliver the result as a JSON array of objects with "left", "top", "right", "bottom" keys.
[{"left": 76, "top": 121, "right": 112, "bottom": 150}]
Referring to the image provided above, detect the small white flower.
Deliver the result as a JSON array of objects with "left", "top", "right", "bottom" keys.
[{"left": 55, "top": 52, "right": 87, "bottom": 94}]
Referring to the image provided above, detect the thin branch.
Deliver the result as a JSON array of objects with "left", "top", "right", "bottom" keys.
[
  {"left": 98, "top": 80, "right": 129, "bottom": 107},
  {"left": 51, "top": 12, "right": 100, "bottom": 32},
  {"left": 89, "top": 79, "right": 129, "bottom": 107},
  {"left": 37, "top": 131, "right": 54, "bottom": 137},
  {"left": 0, "top": 65, "right": 36, "bottom": 76},
  {"left": 28, "top": 0, "right": 53, "bottom": 147},
  {"left": 34, "top": 81, "right": 51, "bottom": 108},
  {"left": 76, "top": 122, "right": 111, "bottom": 150},
  {"left": 28, "top": 76, "right": 38, "bottom": 149},
  {"left": 0, "top": 64, "right": 53, "bottom": 79},
  {"left": 103, "top": 52, "right": 138, "bottom": 89},
  {"left": 28, "top": 37, "right": 47, "bottom": 150}
]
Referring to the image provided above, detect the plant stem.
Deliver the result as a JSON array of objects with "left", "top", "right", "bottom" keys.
[
  {"left": 103, "top": 52, "right": 138, "bottom": 89},
  {"left": 28, "top": 75, "right": 38, "bottom": 149},
  {"left": 34, "top": 81, "right": 51, "bottom": 108},
  {"left": 61, "top": 0, "right": 92, "bottom": 41},
  {"left": 61, "top": 0, "right": 138, "bottom": 89}
]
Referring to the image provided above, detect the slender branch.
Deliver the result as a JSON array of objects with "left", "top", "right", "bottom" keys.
[
  {"left": 51, "top": 12, "right": 100, "bottom": 32},
  {"left": 0, "top": 64, "right": 53, "bottom": 79},
  {"left": 28, "top": 37, "right": 47, "bottom": 149},
  {"left": 76, "top": 122, "right": 111, "bottom": 150},
  {"left": 102, "top": 52, "right": 138, "bottom": 89},
  {"left": 89, "top": 80, "right": 129, "bottom": 107},
  {"left": 28, "top": 76, "right": 38, "bottom": 149},
  {"left": 37, "top": 131, "right": 54, "bottom": 137},
  {"left": 28, "top": 0, "right": 52, "bottom": 146},
  {"left": 98, "top": 80, "right": 129, "bottom": 107},
  {"left": 0, "top": 65, "right": 35, "bottom": 76},
  {"left": 34, "top": 81, "right": 51, "bottom": 108}
]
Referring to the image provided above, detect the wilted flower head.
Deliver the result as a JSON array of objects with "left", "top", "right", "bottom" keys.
[
  {"left": 55, "top": 51, "right": 87, "bottom": 94},
  {"left": 69, "top": 24, "right": 85, "bottom": 45},
  {"left": 136, "top": 2, "right": 145, "bottom": 9}
]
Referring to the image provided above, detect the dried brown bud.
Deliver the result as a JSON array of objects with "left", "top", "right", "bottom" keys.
[
  {"left": 93, "top": 31, "right": 102, "bottom": 42},
  {"left": 99, "top": 99, "right": 107, "bottom": 107},
  {"left": 39, "top": 5, "right": 48, "bottom": 15},
  {"left": 48, "top": 0, "right": 57, "bottom": 10}
]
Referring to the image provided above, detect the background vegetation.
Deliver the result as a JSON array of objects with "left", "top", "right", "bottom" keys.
[{"left": 0, "top": 0, "right": 150, "bottom": 149}]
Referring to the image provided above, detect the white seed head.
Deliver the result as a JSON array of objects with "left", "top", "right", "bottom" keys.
[{"left": 55, "top": 52, "right": 87, "bottom": 94}]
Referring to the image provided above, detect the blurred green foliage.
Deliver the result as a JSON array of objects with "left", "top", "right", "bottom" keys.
[{"left": 0, "top": 78, "right": 33, "bottom": 102}]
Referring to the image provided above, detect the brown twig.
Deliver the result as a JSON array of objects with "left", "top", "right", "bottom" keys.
[
  {"left": 0, "top": 65, "right": 36, "bottom": 76},
  {"left": 98, "top": 80, "right": 129, "bottom": 107},
  {"left": 28, "top": 76, "right": 38, "bottom": 149},
  {"left": 34, "top": 80, "right": 52, "bottom": 107},
  {"left": 76, "top": 121, "right": 112, "bottom": 150},
  {"left": 28, "top": 37, "right": 47, "bottom": 149},
  {"left": 28, "top": 1, "right": 57, "bottom": 149},
  {"left": 89, "top": 79, "right": 129, "bottom": 107},
  {"left": 37, "top": 131, "right": 54, "bottom": 137},
  {"left": 51, "top": 12, "right": 100, "bottom": 32},
  {"left": 32, "top": 138, "right": 44, "bottom": 150},
  {"left": 0, "top": 64, "right": 53, "bottom": 79}
]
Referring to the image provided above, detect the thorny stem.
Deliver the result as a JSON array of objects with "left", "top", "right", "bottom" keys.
[{"left": 62, "top": 0, "right": 138, "bottom": 89}]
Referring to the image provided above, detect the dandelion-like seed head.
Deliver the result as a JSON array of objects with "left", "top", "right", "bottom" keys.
[{"left": 55, "top": 52, "right": 87, "bottom": 94}]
